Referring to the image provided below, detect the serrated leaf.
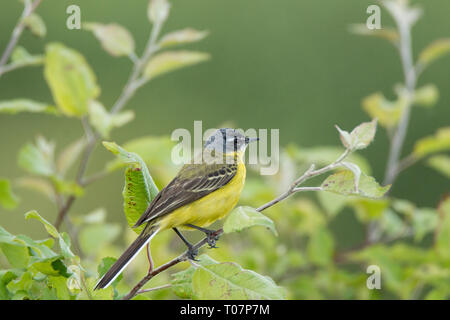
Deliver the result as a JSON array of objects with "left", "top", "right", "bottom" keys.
[
  {"left": 171, "top": 267, "right": 196, "bottom": 299},
  {"left": 335, "top": 120, "right": 377, "bottom": 151},
  {"left": 350, "top": 119, "right": 378, "bottom": 150},
  {"left": 413, "top": 84, "right": 439, "bottom": 108},
  {"left": 413, "top": 127, "right": 450, "bottom": 158},
  {"left": 24, "top": 13, "right": 46, "bottom": 37},
  {"left": 223, "top": 206, "right": 277, "bottom": 236},
  {"left": 321, "top": 170, "right": 390, "bottom": 198},
  {"left": 25, "top": 210, "right": 59, "bottom": 238},
  {"left": 349, "top": 24, "right": 399, "bottom": 43},
  {"left": 418, "top": 38, "right": 450, "bottom": 68},
  {"left": 148, "top": 0, "right": 170, "bottom": 24},
  {"left": 0, "top": 99, "right": 57, "bottom": 115},
  {"left": 0, "top": 179, "right": 19, "bottom": 209},
  {"left": 159, "top": 28, "right": 209, "bottom": 48},
  {"left": 88, "top": 100, "right": 134, "bottom": 138},
  {"left": 341, "top": 162, "right": 361, "bottom": 192},
  {"left": 44, "top": 43, "right": 100, "bottom": 117},
  {"left": 84, "top": 23, "right": 135, "bottom": 57},
  {"left": 144, "top": 51, "right": 210, "bottom": 80},
  {"left": 17, "top": 136, "right": 55, "bottom": 176},
  {"left": 427, "top": 155, "right": 450, "bottom": 178},
  {"left": 191, "top": 255, "right": 285, "bottom": 300},
  {"left": 103, "top": 141, "right": 159, "bottom": 232}
]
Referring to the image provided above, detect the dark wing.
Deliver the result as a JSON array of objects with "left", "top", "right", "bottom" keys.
[{"left": 133, "top": 162, "right": 238, "bottom": 227}]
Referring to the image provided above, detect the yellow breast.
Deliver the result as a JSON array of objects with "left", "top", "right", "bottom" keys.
[{"left": 159, "top": 161, "right": 246, "bottom": 230}]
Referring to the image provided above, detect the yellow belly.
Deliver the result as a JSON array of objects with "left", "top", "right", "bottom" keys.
[{"left": 158, "top": 162, "right": 246, "bottom": 230}]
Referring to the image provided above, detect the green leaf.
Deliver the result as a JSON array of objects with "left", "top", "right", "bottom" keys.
[
  {"left": 25, "top": 210, "right": 59, "bottom": 238},
  {"left": 362, "top": 92, "right": 406, "bottom": 129},
  {"left": 171, "top": 267, "right": 196, "bottom": 299},
  {"left": 436, "top": 198, "right": 450, "bottom": 259},
  {"left": 24, "top": 13, "right": 46, "bottom": 37},
  {"left": 79, "top": 223, "right": 121, "bottom": 255},
  {"left": 159, "top": 28, "right": 209, "bottom": 48},
  {"left": 350, "top": 198, "right": 390, "bottom": 222},
  {"left": 148, "top": 0, "right": 170, "bottom": 24},
  {"left": 0, "top": 179, "right": 19, "bottom": 209},
  {"left": 307, "top": 228, "right": 334, "bottom": 266},
  {"left": 144, "top": 51, "right": 210, "bottom": 80},
  {"left": 44, "top": 43, "right": 100, "bottom": 117},
  {"left": 17, "top": 136, "right": 55, "bottom": 176},
  {"left": 0, "top": 99, "right": 57, "bottom": 115},
  {"left": 0, "top": 243, "right": 29, "bottom": 269},
  {"left": 418, "top": 38, "right": 450, "bottom": 69},
  {"left": 317, "top": 191, "right": 347, "bottom": 217},
  {"left": 6, "top": 271, "right": 33, "bottom": 294},
  {"left": 413, "top": 127, "right": 450, "bottom": 158},
  {"left": 11, "top": 46, "right": 44, "bottom": 67},
  {"left": 84, "top": 23, "right": 135, "bottom": 57},
  {"left": 335, "top": 119, "right": 377, "bottom": 151},
  {"left": 321, "top": 170, "right": 390, "bottom": 198},
  {"left": 413, "top": 84, "right": 439, "bottom": 108},
  {"left": 59, "top": 232, "right": 76, "bottom": 260},
  {"left": 223, "top": 206, "right": 277, "bottom": 236},
  {"left": 48, "top": 276, "right": 72, "bottom": 300},
  {"left": 103, "top": 141, "right": 159, "bottom": 232},
  {"left": 56, "top": 138, "right": 87, "bottom": 176},
  {"left": 191, "top": 255, "right": 285, "bottom": 299},
  {"left": 88, "top": 100, "right": 134, "bottom": 138},
  {"left": 427, "top": 155, "right": 450, "bottom": 178},
  {"left": 348, "top": 24, "right": 399, "bottom": 44}
]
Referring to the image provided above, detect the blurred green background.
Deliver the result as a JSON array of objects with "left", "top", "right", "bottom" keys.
[{"left": 0, "top": 0, "right": 449, "bottom": 241}]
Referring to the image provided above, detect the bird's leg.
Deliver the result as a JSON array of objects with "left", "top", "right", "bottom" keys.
[
  {"left": 185, "top": 224, "right": 220, "bottom": 249},
  {"left": 172, "top": 228, "right": 199, "bottom": 261}
]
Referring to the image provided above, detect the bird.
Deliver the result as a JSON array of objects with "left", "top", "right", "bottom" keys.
[{"left": 95, "top": 128, "right": 258, "bottom": 289}]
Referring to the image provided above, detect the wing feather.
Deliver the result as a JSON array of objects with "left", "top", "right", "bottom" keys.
[{"left": 133, "top": 162, "right": 238, "bottom": 227}]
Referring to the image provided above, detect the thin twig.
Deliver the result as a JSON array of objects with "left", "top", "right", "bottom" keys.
[
  {"left": 137, "top": 284, "right": 171, "bottom": 294},
  {"left": 0, "top": 0, "right": 43, "bottom": 78},
  {"left": 122, "top": 149, "right": 351, "bottom": 300}
]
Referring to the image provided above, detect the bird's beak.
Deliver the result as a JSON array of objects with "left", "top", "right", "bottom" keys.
[{"left": 245, "top": 136, "right": 259, "bottom": 144}]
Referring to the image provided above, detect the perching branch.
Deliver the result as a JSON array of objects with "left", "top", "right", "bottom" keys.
[
  {"left": 0, "top": 0, "right": 43, "bottom": 78},
  {"left": 54, "top": 20, "right": 165, "bottom": 230},
  {"left": 122, "top": 149, "right": 352, "bottom": 300}
]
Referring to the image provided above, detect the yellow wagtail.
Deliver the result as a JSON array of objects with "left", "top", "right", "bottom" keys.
[{"left": 95, "top": 128, "right": 258, "bottom": 289}]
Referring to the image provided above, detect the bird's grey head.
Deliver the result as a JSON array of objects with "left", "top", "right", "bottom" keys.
[{"left": 204, "top": 128, "right": 258, "bottom": 154}]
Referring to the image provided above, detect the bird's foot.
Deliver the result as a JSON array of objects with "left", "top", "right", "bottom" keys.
[
  {"left": 205, "top": 230, "right": 220, "bottom": 249},
  {"left": 187, "top": 245, "right": 199, "bottom": 261}
]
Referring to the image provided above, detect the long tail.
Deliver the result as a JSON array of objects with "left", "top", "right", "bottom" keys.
[{"left": 94, "top": 224, "right": 159, "bottom": 290}]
